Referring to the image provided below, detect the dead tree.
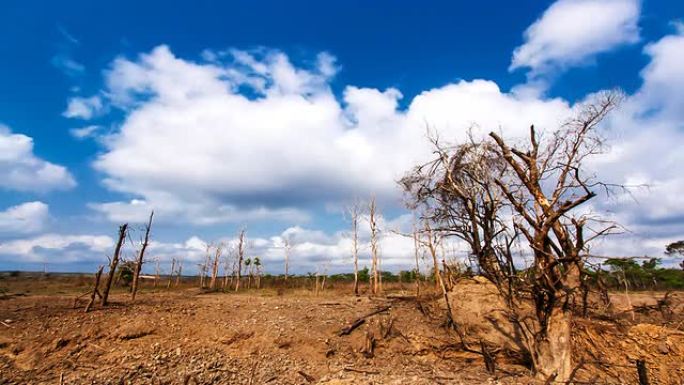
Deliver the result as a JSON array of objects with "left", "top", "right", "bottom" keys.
[
  {"left": 85, "top": 265, "right": 104, "bottom": 312},
  {"left": 347, "top": 202, "right": 362, "bottom": 296},
  {"left": 154, "top": 258, "right": 160, "bottom": 288},
  {"left": 175, "top": 259, "right": 183, "bottom": 287},
  {"left": 101, "top": 224, "right": 128, "bottom": 306},
  {"left": 200, "top": 244, "right": 212, "bottom": 289},
  {"left": 369, "top": 197, "right": 380, "bottom": 295},
  {"left": 284, "top": 237, "right": 292, "bottom": 282},
  {"left": 423, "top": 220, "right": 442, "bottom": 292},
  {"left": 412, "top": 225, "right": 422, "bottom": 296},
  {"left": 209, "top": 244, "right": 223, "bottom": 290},
  {"left": 167, "top": 258, "right": 176, "bottom": 289},
  {"left": 401, "top": 91, "right": 622, "bottom": 382},
  {"left": 235, "top": 229, "right": 246, "bottom": 291},
  {"left": 131, "top": 211, "right": 154, "bottom": 301}
]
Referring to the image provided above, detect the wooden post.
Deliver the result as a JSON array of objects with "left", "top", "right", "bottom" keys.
[
  {"left": 85, "top": 266, "right": 104, "bottom": 312},
  {"left": 131, "top": 211, "right": 153, "bottom": 301},
  {"left": 636, "top": 360, "right": 650, "bottom": 385},
  {"left": 101, "top": 224, "right": 128, "bottom": 306}
]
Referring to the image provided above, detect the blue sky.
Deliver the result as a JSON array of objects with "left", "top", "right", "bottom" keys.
[{"left": 1, "top": 0, "right": 683, "bottom": 274}]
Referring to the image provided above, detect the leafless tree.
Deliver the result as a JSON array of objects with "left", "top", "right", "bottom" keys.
[
  {"left": 369, "top": 196, "right": 380, "bottom": 295},
  {"left": 412, "top": 224, "right": 422, "bottom": 296},
  {"left": 235, "top": 229, "right": 246, "bottom": 291},
  {"left": 283, "top": 237, "right": 292, "bottom": 282},
  {"left": 131, "top": 211, "right": 154, "bottom": 301},
  {"left": 401, "top": 91, "right": 622, "bottom": 382},
  {"left": 101, "top": 223, "right": 128, "bottom": 306},
  {"left": 154, "top": 257, "right": 160, "bottom": 288},
  {"left": 167, "top": 258, "right": 176, "bottom": 289},
  {"left": 347, "top": 201, "right": 363, "bottom": 296},
  {"left": 209, "top": 243, "right": 223, "bottom": 290},
  {"left": 175, "top": 259, "right": 183, "bottom": 287}
]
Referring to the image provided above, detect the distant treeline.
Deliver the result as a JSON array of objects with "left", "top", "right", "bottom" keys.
[{"left": 589, "top": 257, "right": 684, "bottom": 290}]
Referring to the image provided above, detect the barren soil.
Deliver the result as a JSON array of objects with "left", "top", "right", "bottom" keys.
[{"left": 1, "top": 280, "right": 683, "bottom": 384}]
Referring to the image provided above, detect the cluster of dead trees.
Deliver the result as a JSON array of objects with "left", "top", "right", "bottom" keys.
[
  {"left": 196, "top": 229, "right": 266, "bottom": 292},
  {"left": 400, "top": 91, "right": 624, "bottom": 382}
]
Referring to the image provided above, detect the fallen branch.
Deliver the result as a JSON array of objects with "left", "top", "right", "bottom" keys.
[
  {"left": 343, "top": 366, "right": 380, "bottom": 375},
  {"left": 297, "top": 370, "right": 316, "bottom": 383},
  {"left": 338, "top": 305, "right": 391, "bottom": 336}
]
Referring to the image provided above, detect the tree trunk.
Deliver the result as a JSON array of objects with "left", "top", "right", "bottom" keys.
[
  {"left": 532, "top": 308, "right": 573, "bottom": 382},
  {"left": 101, "top": 224, "right": 127, "bottom": 306}
]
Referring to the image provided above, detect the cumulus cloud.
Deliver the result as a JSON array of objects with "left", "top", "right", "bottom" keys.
[
  {"left": 511, "top": 0, "right": 640, "bottom": 76},
  {"left": 591, "top": 25, "right": 684, "bottom": 262},
  {"left": 0, "top": 125, "right": 76, "bottom": 192},
  {"left": 62, "top": 21, "right": 684, "bottom": 266},
  {"left": 87, "top": 45, "right": 571, "bottom": 224},
  {"left": 0, "top": 201, "right": 49, "bottom": 234},
  {"left": 63, "top": 95, "right": 104, "bottom": 119}
]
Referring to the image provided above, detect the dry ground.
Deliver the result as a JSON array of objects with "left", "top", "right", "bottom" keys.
[{"left": 0, "top": 277, "right": 683, "bottom": 384}]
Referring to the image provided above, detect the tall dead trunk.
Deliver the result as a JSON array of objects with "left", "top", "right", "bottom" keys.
[
  {"left": 209, "top": 245, "right": 221, "bottom": 290},
  {"left": 424, "top": 222, "right": 440, "bottom": 292},
  {"left": 235, "top": 229, "right": 245, "bottom": 291},
  {"left": 369, "top": 197, "right": 380, "bottom": 295},
  {"left": 101, "top": 224, "right": 128, "bottom": 306},
  {"left": 175, "top": 260, "right": 182, "bottom": 287},
  {"left": 351, "top": 207, "right": 360, "bottom": 296},
  {"left": 167, "top": 258, "right": 176, "bottom": 289},
  {"left": 413, "top": 227, "right": 421, "bottom": 296},
  {"left": 284, "top": 238, "right": 291, "bottom": 282},
  {"left": 131, "top": 211, "right": 154, "bottom": 301}
]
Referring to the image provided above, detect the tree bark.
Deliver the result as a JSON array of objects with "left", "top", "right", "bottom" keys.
[{"left": 532, "top": 307, "right": 573, "bottom": 382}]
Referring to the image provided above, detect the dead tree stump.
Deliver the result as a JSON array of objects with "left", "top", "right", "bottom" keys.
[{"left": 636, "top": 359, "right": 650, "bottom": 385}]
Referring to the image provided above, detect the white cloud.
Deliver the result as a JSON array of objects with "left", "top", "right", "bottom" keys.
[
  {"left": 0, "top": 125, "right": 76, "bottom": 192},
  {"left": 592, "top": 25, "right": 684, "bottom": 261},
  {"left": 51, "top": 54, "right": 85, "bottom": 77},
  {"left": 69, "top": 125, "right": 101, "bottom": 139},
  {"left": 63, "top": 22, "right": 684, "bottom": 266},
  {"left": 511, "top": 0, "right": 640, "bottom": 76},
  {"left": 88, "top": 199, "right": 310, "bottom": 225},
  {"left": 0, "top": 234, "right": 113, "bottom": 263},
  {"left": 89, "top": 45, "right": 571, "bottom": 224},
  {"left": 0, "top": 201, "right": 49, "bottom": 234},
  {"left": 63, "top": 95, "right": 104, "bottom": 119}
]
